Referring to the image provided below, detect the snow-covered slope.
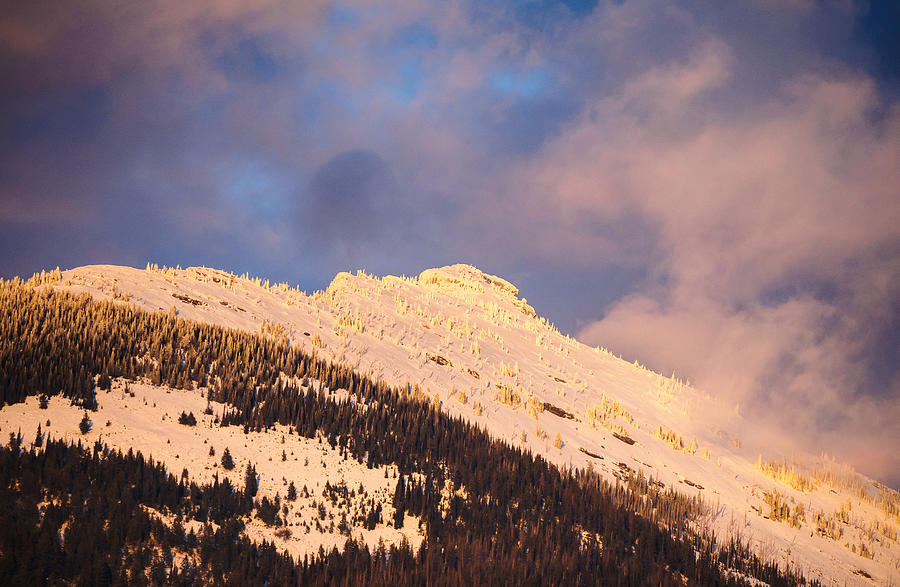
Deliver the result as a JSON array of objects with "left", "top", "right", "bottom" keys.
[
  {"left": 0, "top": 380, "right": 424, "bottom": 560},
  {"left": 45, "top": 263, "right": 900, "bottom": 585}
]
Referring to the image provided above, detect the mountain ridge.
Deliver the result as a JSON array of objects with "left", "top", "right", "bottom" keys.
[{"left": 3, "top": 262, "right": 898, "bottom": 585}]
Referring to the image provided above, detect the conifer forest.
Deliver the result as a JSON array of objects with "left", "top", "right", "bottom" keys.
[{"left": 0, "top": 278, "right": 825, "bottom": 585}]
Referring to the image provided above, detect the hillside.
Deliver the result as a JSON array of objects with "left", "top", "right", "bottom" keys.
[{"left": 1, "top": 263, "right": 898, "bottom": 584}]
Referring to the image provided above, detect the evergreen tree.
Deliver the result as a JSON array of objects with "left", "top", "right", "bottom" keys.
[
  {"left": 79, "top": 412, "right": 92, "bottom": 434},
  {"left": 245, "top": 463, "right": 258, "bottom": 497},
  {"left": 221, "top": 448, "right": 234, "bottom": 470}
]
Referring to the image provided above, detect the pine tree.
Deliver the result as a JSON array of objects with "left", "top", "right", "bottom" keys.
[
  {"left": 34, "top": 424, "right": 43, "bottom": 447},
  {"left": 287, "top": 482, "right": 297, "bottom": 501},
  {"left": 245, "top": 463, "right": 258, "bottom": 497},
  {"left": 79, "top": 412, "right": 92, "bottom": 434},
  {"left": 221, "top": 448, "right": 234, "bottom": 470},
  {"left": 392, "top": 477, "right": 406, "bottom": 528}
]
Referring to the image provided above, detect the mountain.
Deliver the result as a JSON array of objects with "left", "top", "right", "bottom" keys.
[{"left": 1, "top": 263, "right": 896, "bottom": 585}]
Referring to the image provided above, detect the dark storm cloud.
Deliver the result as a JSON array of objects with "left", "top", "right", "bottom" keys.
[
  {"left": 298, "top": 148, "right": 462, "bottom": 277},
  {"left": 304, "top": 149, "right": 396, "bottom": 252},
  {"left": 1, "top": 85, "right": 111, "bottom": 146},
  {"left": 1, "top": 0, "right": 899, "bottom": 485}
]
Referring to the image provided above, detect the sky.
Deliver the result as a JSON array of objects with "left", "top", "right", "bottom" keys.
[{"left": 2, "top": 0, "right": 899, "bottom": 486}]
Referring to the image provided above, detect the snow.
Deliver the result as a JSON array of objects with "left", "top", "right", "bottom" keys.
[
  {"left": 15, "top": 262, "right": 895, "bottom": 585},
  {"left": 0, "top": 380, "right": 423, "bottom": 561}
]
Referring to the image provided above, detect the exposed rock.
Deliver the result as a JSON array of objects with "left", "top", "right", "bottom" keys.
[
  {"left": 579, "top": 447, "right": 604, "bottom": 460},
  {"left": 542, "top": 402, "right": 578, "bottom": 421},
  {"left": 612, "top": 432, "right": 635, "bottom": 446},
  {"left": 427, "top": 354, "right": 452, "bottom": 367},
  {"left": 172, "top": 293, "right": 205, "bottom": 306}
]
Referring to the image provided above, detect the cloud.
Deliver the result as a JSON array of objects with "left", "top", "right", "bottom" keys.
[
  {"left": 303, "top": 149, "right": 396, "bottom": 254},
  {"left": 524, "top": 38, "right": 900, "bottom": 483},
  {"left": 1, "top": 0, "right": 898, "bottom": 485},
  {"left": 295, "top": 148, "right": 462, "bottom": 275}
]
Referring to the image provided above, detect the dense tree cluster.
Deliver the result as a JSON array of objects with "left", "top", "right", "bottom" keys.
[
  {"left": 178, "top": 411, "right": 197, "bottom": 426},
  {"left": 0, "top": 280, "right": 818, "bottom": 585},
  {"left": 0, "top": 437, "right": 300, "bottom": 585}
]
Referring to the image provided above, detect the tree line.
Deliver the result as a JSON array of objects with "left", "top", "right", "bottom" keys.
[{"left": 0, "top": 279, "right": 817, "bottom": 585}]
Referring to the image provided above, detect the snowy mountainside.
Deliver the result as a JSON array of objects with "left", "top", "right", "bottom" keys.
[
  {"left": 54, "top": 263, "right": 900, "bottom": 585},
  {"left": 0, "top": 380, "right": 424, "bottom": 560}
]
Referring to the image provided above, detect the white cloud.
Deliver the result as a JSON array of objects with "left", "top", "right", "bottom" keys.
[{"left": 509, "top": 36, "right": 900, "bottom": 482}]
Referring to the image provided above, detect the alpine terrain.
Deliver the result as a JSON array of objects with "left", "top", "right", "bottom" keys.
[{"left": 1, "top": 263, "right": 897, "bottom": 585}]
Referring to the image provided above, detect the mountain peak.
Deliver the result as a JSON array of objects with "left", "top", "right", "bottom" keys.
[{"left": 418, "top": 264, "right": 519, "bottom": 298}]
